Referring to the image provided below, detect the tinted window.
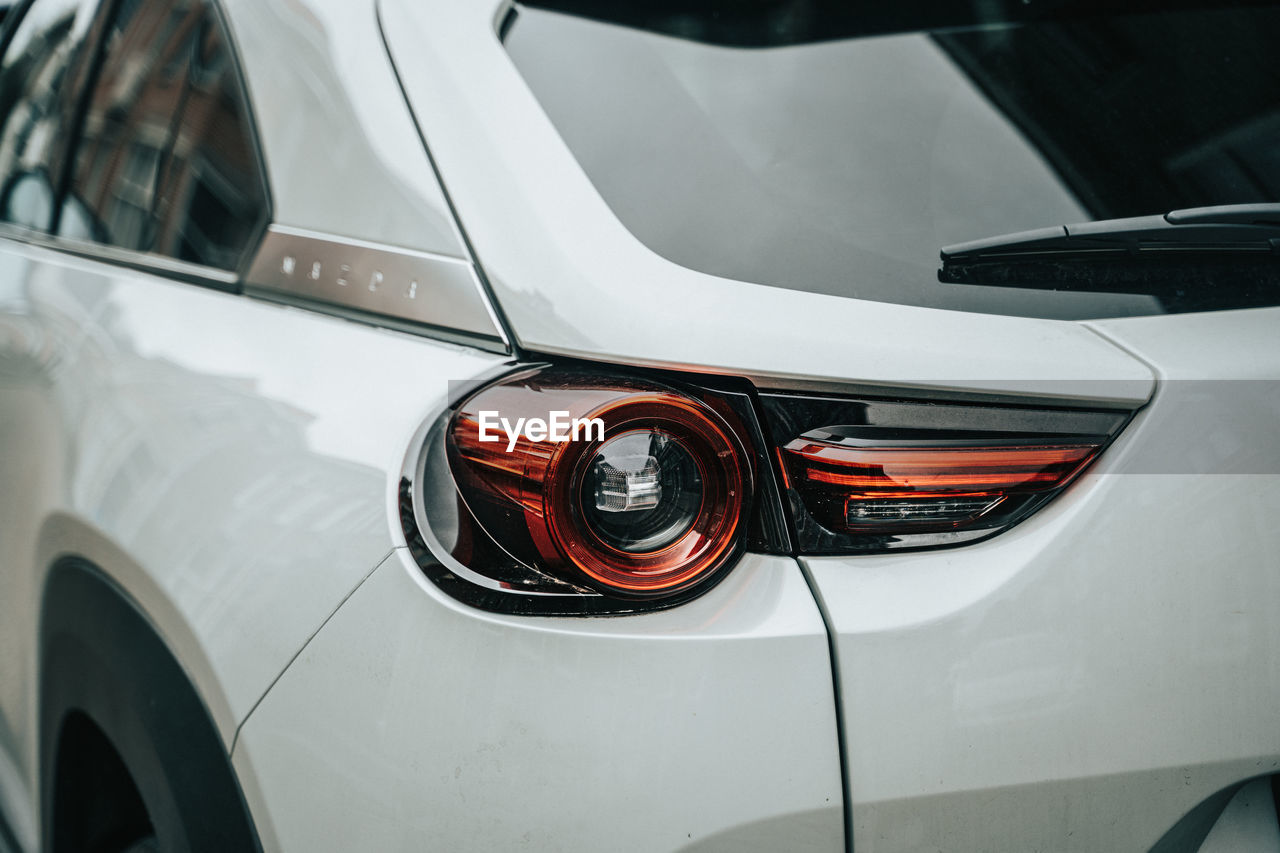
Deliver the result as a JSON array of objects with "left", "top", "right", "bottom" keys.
[
  {"left": 60, "top": 0, "right": 267, "bottom": 271},
  {"left": 508, "top": 3, "right": 1280, "bottom": 319},
  {"left": 0, "top": 0, "right": 98, "bottom": 230}
]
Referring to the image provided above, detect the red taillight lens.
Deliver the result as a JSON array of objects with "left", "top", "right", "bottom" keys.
[
  {"left": 402, "top": 368, "right": 1135, "bottom": 613},
  {"left": 447, "top": 372, "right": 752, "bottom": 598},
  {"left": 781, "top": 436, "right": 1100, "bottom": 533},
  {"left": 760, "top": 393, "right": 1129, "bottom": 552}
]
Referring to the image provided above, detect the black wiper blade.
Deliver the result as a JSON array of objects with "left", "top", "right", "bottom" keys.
[
  {"left": 936, "top": 204, "right": 1280, "bottom": 310},
  {"left": 941, "top": 203, "right": 1280, "bottom": 263}
]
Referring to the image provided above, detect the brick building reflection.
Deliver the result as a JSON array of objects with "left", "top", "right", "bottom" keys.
[{"left": 70, "top": 0, "right": 264, "bottom": 270}]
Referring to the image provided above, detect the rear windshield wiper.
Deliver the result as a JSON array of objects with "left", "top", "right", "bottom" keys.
[
  {"left": 941, "top": 203, "right": 1280, "bottom": 264},
  {"left": 938, "top": 204, "right": 1280, "bottom": 303}
]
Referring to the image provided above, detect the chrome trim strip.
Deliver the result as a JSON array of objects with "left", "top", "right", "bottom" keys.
[
  {"left": 245, "top": 224, "right": 508, "bottom": 349},
  {"left": 0, "top": 223, "right": 510, "bottom": 351},
  {"left": 0, "top": 226, "right": 239, "bottom": 290},
  {"left": 248, "top": 287, "right": 510, "bottom": 354}
]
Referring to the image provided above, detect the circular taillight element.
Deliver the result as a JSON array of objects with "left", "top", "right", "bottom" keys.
[
  {"left": 544, "top": 394, "right": 748, "bottom": 597},
  {"left": 578, "top": 429, "right": 704, "bottom": 554},
  {"left": 446, "top": 372, "right": 753, "bottom": 602}
]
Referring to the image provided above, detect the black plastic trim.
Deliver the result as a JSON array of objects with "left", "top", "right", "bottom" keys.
[
  {"left": 0, "top": 806, "right": 20, "bottom": 853},
  {"left": 40, "top": 560, "right": 262, "bottom": 853},
  {"left": 210, "top": 0, "right": 275, "bottom": 286},
  {"left": 1147, "top": 779, "right": 1249, "bottom": 853},
  {"left": 48, "top": 0, "right": 121, "bottom": 241},
  {"left": 497, "top": 4, "right": 518, "bottom": 42}
]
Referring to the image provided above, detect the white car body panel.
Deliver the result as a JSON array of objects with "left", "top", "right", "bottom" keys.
[
  {"left": 805, "top": 305, "right": 1280, "bottom": 850},
  {"left": 0, "top": 239, "right": 505, "bottom": 850},
  {"left": 233, "top": 549, "right": 844, "bottom": 853},
  {"left": 221, "top": 0, "right": 466, "bottom": 258}
]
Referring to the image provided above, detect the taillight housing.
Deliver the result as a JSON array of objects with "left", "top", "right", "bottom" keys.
[
  {"left": 402, "top": 362, "right": 1134, "bottom": 614},
  {"left": 403, "top": 365, "right": 772, "bottom": 614},
  {"left": 449, "top": 377, "right": 751, "bottom": 597},
  {"left": 761, "top": 392, "right": 1131, "bottom": 553}
]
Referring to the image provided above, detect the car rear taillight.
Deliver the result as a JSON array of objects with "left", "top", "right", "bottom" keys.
[
  {"left": 448, "top": 378, "right": 750, "bottom": 597},
  {"left": 402, "top": 363, "right": 1135, "bottom": 613},
  {"left": 404, "top": 365, "right": 763, "bottom": 613},
  {"left": 781, "top": 434, "right": 1099, "bottom": 532},
  {"left": 761, "top": 393, "right": 1131, "bottom": 552}
]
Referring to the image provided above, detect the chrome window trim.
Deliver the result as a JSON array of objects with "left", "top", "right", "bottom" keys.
[
  {"left": 0, "top": 222, "right": 511, "bottom": 354},
  {"left": 244, "top": 224, "right": 509, "bottom": 352},
  {"left": 247, "top": 287, "right": 510, "bottom": 354},
  {"left": 0, "top": 224, "right": 239, "bottom": 289}
]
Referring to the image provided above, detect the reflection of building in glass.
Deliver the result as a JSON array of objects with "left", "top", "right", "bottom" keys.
[
  {"left": 0, "top": 5, "right": 85, "bottom": 228},
  {"left": 70, "top": 0, "right": 266, "bottom": 270}
]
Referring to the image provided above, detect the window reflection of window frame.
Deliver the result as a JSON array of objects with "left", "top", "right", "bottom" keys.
[
  {"left": 0, "top": 167, "right": 55, "bottom": 230},
  {"left": 63, "top": 0, "right": 269, "bottom": 271},
  {"left": 0, "top": 6, "right": 85, "bottom": 233},
  {"left": 100, "top": 138, "right": 163, "bottom": 249}
]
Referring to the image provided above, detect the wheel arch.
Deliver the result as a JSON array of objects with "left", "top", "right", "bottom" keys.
[{"left": 39, "top": 557, "right": 262, "bottom": 853}]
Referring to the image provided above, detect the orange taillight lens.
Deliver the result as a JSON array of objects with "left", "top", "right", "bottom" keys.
[{"left": 446, "top": 371, "right": 753, "bottom": 599}]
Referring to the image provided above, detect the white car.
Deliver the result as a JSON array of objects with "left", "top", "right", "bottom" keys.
[{"left": 1, "top": 0, "right": 1278, "bottom": 851}]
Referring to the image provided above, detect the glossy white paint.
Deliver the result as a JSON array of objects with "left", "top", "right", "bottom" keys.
[
  {"left": 0, "top": 237, "right": 505, "bottom": 850},
  {"left": 222, "top": 0, "right": 466, "bottom": 258},
  {"left": 233, "top": 549, "right": 843, "bottom": 853},
  {"left": 1092, "top": 304, "right": 1280, "bottom": 380},
  {"left": 805, "top": 306, "right": 1280, "bottom": 850},
  {"left": 379, "top": 0, "right": 1154, "bottom": 406}
]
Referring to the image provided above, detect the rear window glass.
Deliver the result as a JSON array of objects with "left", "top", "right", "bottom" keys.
[{"left": 507, "top": 2, "right": 1280, "bottom": 319}]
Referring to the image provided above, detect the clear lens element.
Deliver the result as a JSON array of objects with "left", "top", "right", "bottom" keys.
[
  {"left": 592, "top": 432, "right": 665, "bottom": 513},
  {"left": 582, "top": 430, "right": 703, "bottom": 553},
  {"left": 845, "top": 494, "right": 1003, "bottom": 527},
  {"left": 783, "top": 435, "right": 1099, "bottom": 537}
]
